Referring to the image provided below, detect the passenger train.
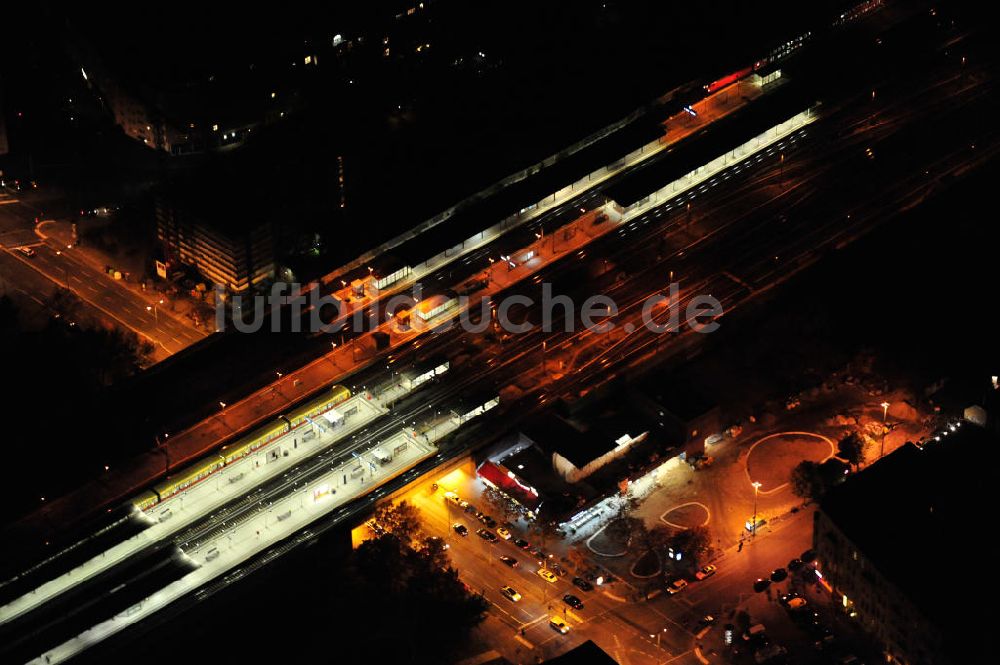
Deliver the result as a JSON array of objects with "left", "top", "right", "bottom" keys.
[{"left": 132, "top": 385, "right": 351, "bottom": 511}]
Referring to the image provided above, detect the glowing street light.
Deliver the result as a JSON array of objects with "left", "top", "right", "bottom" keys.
[{"left": 751, "top": 481, "right": 762, "bottom": 537}]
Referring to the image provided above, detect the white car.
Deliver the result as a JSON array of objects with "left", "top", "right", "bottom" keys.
[
  {"left": 667, "top": 578, "right": 688, "bottom": 595},
  {"left": 500, "top": 585, "right": 522, "bottom": 602}
]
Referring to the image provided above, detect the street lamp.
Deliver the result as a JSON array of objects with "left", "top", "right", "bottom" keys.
[{"left": 751, "top": 481, "right": 762, "bottom": 537}]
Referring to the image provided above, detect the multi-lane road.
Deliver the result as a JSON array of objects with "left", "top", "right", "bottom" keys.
[{"left": 0, "top": 193, "right": 206, "bottom": 355}]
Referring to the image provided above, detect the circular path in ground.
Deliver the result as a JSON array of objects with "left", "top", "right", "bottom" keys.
[
  {"left": 745, "top": 431, "right": 834, "bottom": 493},
  {"left": 659, "top": 501, "right": 711, "bottom": 529}
]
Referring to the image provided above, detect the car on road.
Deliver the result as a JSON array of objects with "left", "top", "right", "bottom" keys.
[
  {"left": 770, "top": 567, "right": 788, "bottom": 582},
  {"left": 694, "top": 564, "right": 717, "bottom": 580},
  {"left": 537, "top": 568, "right": 558, "bottom": 583},
  {"left": 496, "top": 527, "right": 512, "bottom": 540},
  {"left": 549, "top": 616, "right": 570, "bottom": 634},
  {"left": 478, "top": 514, "right": 497, "bottom": 528},
  {"left": 452, "top": 523, "right": 468, "bottom": 537},
  {"left": 477, "top": 528, "right": 498, "bottom": 542},
  {"left": 572, "top": 577, "right": 594, "bottom": 592},
  {"left": 753, "top": 578, "right": 771, "bottom": 593},
  {"left": 499, "top": 555, "right": 518, "bottom": 567},
  {"left": 667, "top": 578, "right": 688, "bottom": 595},
  {"left": 784, "top": 597, "right": 807, "bottom": 610},
  {"left": 513, "top": 538, "right": 530, "bottom": 549},
  {"left": 562, "top": 594, "right": 584, "bottom": 610},
  {"left": 500, "top": 585, "right": 521, "bottom": 602},
  {"left": 15, "top": 246, "right": 36, "bottom": 258}
]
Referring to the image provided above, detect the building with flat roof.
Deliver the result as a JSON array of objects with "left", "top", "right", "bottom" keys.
[
  {"left": 812, "top": 422, "right": 997, "bottom": 665},
  {"left": 155, "top": 196, "right": 274, "bottom": 295}
]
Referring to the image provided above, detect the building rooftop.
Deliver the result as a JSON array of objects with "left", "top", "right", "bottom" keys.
[
  {"left": 634, "top": 370, "right": 717, "bottom": 423},
  {"left": 543, "top": 640, "right": 619, "bottom": 665},
  {"left": 819, "top": 424, "right": 999, "bottom": 657},
  {"left": 603, "top": 80, "right": 814, "bottom": 207}
]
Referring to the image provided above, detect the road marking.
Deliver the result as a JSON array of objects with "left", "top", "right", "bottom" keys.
[{"left": 514, "top": 634, "right": 534, "bottom": 649}]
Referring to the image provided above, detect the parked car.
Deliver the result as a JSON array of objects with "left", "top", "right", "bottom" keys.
[
  {"left": 667, "top": 578, "right": 688, "bottom": 595},
  {"left": 500, "top": 585, "right": 521, "bottom": 602},
  {"left": 537, "top": 568, "right": 558, "bottom": 583},
  {"left": 694, "top": 564, "right": 717, "bottom": 580},
  {"left": 444, "top": 491, "right": 462, "bottom": 507},
  {"left": 562, "top": 594, "right": 584, "bottom": 610},
  {"left": 15, "top": 246, "right": 36, "bottom": 258},
  {"left": 513, "top": 538, "right": 530, "bottom": 549},
  {"left": 753, "top": 578, "right": 771, "bottom": 593},
  {"left": 452, "top": 523, "right": 468, "bottom": 536},
  {"left": 425, "top": 535, "right": 449, "bottom": 550},
  {"left": 478, "top": 514, "right": 497, "bottom": 528},
  {"left": 770, "top": 567, "right": 788, "bottom": 582},
  {"left": 499, "top": 555, "right": 518, "bottom": 567},
  {"left": 464, "top": 503, "right": 478, "bottom": 514},
  {"left": 496, "top": 527, "right": 512, "bottom": 540},
  {"left": 477, "top": 528, "right": 498, "bottom": 542},
  {"left": 787, "top": 558, "right": 804, "bottom": 571},
  {"left": 572, "top": 577, "right": 594, "bottom": 592}
]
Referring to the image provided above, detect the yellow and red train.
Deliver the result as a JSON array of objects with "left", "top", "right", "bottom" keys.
[{"left": 133, "top": 384, "right": 351, "bottom": 511}]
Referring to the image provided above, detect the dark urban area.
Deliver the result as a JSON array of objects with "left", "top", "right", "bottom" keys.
[{"left": 1, "top": 1, "right": 998, "bottom": 664}]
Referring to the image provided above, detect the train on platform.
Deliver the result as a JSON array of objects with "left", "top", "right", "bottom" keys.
[{"left": 132, "top": 384, "right": 352, "bottom": 511}]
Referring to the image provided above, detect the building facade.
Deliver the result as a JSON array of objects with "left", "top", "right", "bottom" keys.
[{"left": 156, "top": 199, "right": 274, "bottom": 293}]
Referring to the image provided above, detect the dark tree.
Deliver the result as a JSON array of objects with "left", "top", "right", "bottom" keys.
[
  {"left": 373, "top": 499, "right": 424, "bottom": 545},
  {"left": 670, "top": 525, "right": 712, "bottom": 567},
  {"left": 838, "top": 432, "right": 867, "bottom": 470},
  {"left": 791, "top": 460, "right": 826, "bottom": 501}
]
